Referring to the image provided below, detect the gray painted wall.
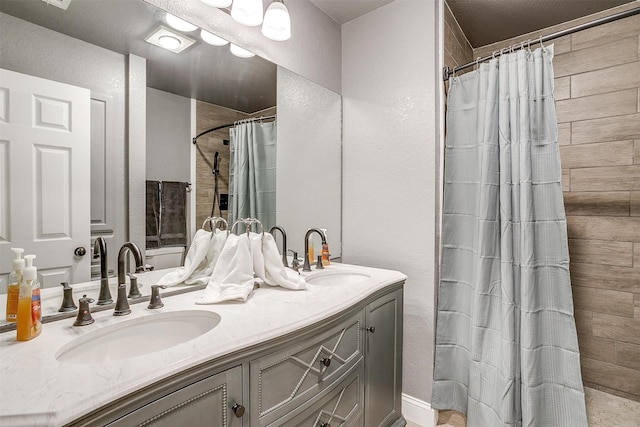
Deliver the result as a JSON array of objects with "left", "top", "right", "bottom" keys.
[
  {"left": 342, "top": 0, "right": 439, "bottom": 404},
  {"left": 146, "top": 88, "right": 191, "bottom": 183},
  {"left": 276, "top": 67, "right": 342, "bottom": 259}
]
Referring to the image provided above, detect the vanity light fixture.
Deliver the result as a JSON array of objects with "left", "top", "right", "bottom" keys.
[
  {"left": 230, "top": 43, "right": 255, "bottom": 58},
  {"left": 231, "top": 0, "right": 264, "bottom": 27},
  {"left": 145, "top": 26, "right": 196, "bottom": 54},
  {"left": 165, "top": 13, "right": 198, "bottom": 32},
  {"left": 262, "top": 0, "right": 291, "bottom": 41},
  {"left": 201, "top": 29, "right": 229, "bottom": 46},
  {"left": 200, "top": 0, "right": 232, "bottom": 7}
]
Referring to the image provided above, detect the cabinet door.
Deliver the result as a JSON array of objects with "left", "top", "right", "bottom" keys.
[
  {"left": 364, "top": 288, "right": 403, "bottom": 427},
  {"left": 107, "top": 366, "right": 244, "bottom": 427}
]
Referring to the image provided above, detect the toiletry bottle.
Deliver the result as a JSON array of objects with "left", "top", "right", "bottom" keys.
[
  {"left": 5, "top": 248, "right": 25, "bottom": 322},
  {"left": 308, "top": 234, "right": 315, "bottom": 264},
  {"left": 17, "top": 255, "right": 42, "bottom": 341},
  {"left": 320, "top": 228, "right": 330, "bottom": 266}
]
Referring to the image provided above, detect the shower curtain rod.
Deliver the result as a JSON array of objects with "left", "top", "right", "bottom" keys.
[
  {"left": 192, "top": 115, "right": 276, "bottom": 144},
  {"left": 442, "top": 5, "right": 640, "bottom": 82}
]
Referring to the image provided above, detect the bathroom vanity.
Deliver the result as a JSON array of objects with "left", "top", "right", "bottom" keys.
[{"left": 0, "top": 263, "right": 406, "bottom": 427}]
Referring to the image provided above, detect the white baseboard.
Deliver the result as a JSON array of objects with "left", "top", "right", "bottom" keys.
[{"left": 402, "top": 393, "right": 438, "bottom": 427}]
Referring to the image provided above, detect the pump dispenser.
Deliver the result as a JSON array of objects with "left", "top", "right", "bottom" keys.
[
  {"left": 16, "top": 254, "right": 42, "bottom": 341},
  {"left": 5, "top": 248, "right": 25, "bottom": 322}
]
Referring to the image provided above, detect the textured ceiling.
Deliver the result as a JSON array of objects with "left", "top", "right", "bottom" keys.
[
  {"left": 309, "top": 0, "right": 395, "bottom": 24},
  {"left": 446, "top": 0, "right": 638, "bottom": 48},
  {"left": 0, "top": 0, "right": 276, "bottom": 113}
]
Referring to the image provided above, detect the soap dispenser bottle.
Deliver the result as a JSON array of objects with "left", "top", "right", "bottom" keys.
[
  {"left": 17, "top": 255, "right": 42, "bottom": 341},
  {"left": 5, "top": 248, "right": 24, "bottom": 322}
]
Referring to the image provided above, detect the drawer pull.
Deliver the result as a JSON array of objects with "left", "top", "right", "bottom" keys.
[
  {"left": 320, "top": 423, "right": 330, "bottom": 427},
  {"left": 232, "top": 403, "right": 245, "bottom": 417},
  {"left": 320, "top": 357, "right": 331, "bottom": 367},
  {"left": 366, "top": 326, "right": 376, "bottom": 333}
]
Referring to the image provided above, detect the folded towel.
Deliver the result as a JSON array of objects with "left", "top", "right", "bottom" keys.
[
  {"left": 196, "top": 234, "right": 256, "bottom": 304},
  {"left": 157, "top": 229, "right": 211, "bottom": 286},
  {"left": 258, "top": 233, "right": 307, "bottom": 290}
]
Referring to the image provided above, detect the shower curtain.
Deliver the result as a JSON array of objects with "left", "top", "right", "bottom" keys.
[
  {"left": 432, "top": 45, "right": 588, "bottom": 426},
  {"left": 228, "top": 120, "right": 277, "bottom": 231}
]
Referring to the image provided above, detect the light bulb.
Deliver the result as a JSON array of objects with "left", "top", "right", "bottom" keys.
[
  {"left": 231, "top": 0, "right": 263, "bottom": 27},
  {"left": 230, "top": 43, "right": 255, "bottom": 58},
  {"left": 200, "top": 0, "right": 232, "bottom": 7},
  {"left": 166, "top": 13, "right": 198, "bottom": 32},
  {"left": 158, "top": 35, "right": 181, "bottom": 50},
  {"left": 262, "top": 1, "right": 291, "bottom": 41},
  {"left": 201, "top": 29, "right": 229, "bottom": 46}
]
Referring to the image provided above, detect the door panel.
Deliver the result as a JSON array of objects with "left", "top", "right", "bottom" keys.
[{"left": 0, "top": 68, "right": 91, "bottom": 288}]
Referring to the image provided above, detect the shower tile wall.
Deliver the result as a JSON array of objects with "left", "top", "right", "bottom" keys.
[
  {"left": 473, "top": 6, "right": 640, "bottom": 401},
  {"left": 194, "top": 101, "right": 276, "bottom": 229},
  {"left": 443, "top": 2, "right": 473, "bottom": 75}
]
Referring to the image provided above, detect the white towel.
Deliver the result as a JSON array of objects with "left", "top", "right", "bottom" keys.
[
  {"left": 185, "top": 230, "right": 228, "bottom": 285},
  {"left": 259, "top": 233, "right": 307, "bottom": 290},
  {"left": 196, "top": 234, "right": 256, "bottom": 304},
  {"left": 157, "top": 229, "right": 211, "bottom": 287}
]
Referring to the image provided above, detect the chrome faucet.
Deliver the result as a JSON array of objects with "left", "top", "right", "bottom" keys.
[
  {"left": 114, "top": 242, "right": 144, "bottom": 316},
  {"left": 302, "top": 228, "right": 327, "bottom": 272},
  {"left": 93, "top": 237, "right": 112, "bottom": 305},
  {"left": 269, "top": 226, "right": 289, "bottom": 267}
]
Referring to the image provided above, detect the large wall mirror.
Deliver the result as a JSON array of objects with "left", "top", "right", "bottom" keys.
[{"left": 0, "top": 0, "right": 341, "bottom": 325}]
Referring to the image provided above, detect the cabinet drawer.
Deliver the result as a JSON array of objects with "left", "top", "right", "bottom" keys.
[
  {"left": 107, "top": 365, "right": 243, "bottom": 427},
  {"left": 268, "top": 363, "right": 364, "bottom": 427},
  {"left": 250, "top": 311, "right": 363, "bottom": 425}
]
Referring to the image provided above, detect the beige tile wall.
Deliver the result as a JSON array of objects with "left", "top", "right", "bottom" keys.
[
  {"left": 444, "top": 2, "right": 473, "bottom": 77},
  {"left": 472, "top": 6, "right": 640, "bottom": 401},
  {"left": 195, "top": 101, "right": 276, "bottom": 229}
]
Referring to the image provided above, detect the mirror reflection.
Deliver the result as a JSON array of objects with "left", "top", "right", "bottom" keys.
[{"left": 0, "top": 0, "right": 342, "bottom": 326}]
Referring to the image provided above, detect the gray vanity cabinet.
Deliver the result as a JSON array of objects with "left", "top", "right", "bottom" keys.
[
  {"left": 67, "top": 282, "right": 405, "bottom": 427},
  {"left": 249, "top": 311, "right": 364, "bottom": 426},
  {"left": 364, "top": 288, "right": 403, "bottom": 427},
  {"left": 106, "top": 366, "right": 244, "bottom": 427}
]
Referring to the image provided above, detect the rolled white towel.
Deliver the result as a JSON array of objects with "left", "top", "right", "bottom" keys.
[
  {"left": 185, "top": 229, "right": 228, "bottom": 285},
  {"left": 260, "top": 233, "right": 306, "bottom": 290}
]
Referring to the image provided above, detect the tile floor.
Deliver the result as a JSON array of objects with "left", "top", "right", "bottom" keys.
[{"left": 405, "top": 387, "right": 640, "bottom": 427}]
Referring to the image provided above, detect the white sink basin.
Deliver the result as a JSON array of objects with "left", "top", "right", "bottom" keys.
[
  {"left": 55, "top": 310, "right": 221, "bottom": 364},
  {"left": 306, "top": 270, "right": 371, "bottom": 286}
]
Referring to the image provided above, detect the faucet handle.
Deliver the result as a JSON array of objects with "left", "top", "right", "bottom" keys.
[
  {"left": 73, "top": 295, "right": 95, "bottom": 326},
  {"left": 59, "top": 282, "right": 78, "bottom": 312},
  {"left": 288, "top": 250, "right": 300, "bottom": 272},
  {"left": 315, "top": 255, "right": 325, "bottom": 270},
  {"left": 127, "top": 273, "right": 142, "bottom": 298},
  {"left": 148, "top": 285, "right": 167, "bottom": 309}
]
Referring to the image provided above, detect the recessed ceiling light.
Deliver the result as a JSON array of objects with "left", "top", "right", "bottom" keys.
[
  {"left": 165, "top": 13, "right": 198, "bottom": 32},
  {"left": 145, "top": 26, "right": 196, "bottom": 54},
  {"left": 200, "top": 29, "right": 229, "bottom": 46},
  {"left": 158, "top": 35, "right": 181, "bottom": 50},
  {"left": 230, "top": 43, "right": 255, "bottom": 58},
  {"left": 40, "top": 0, "right": 73, "bottom": 10}
]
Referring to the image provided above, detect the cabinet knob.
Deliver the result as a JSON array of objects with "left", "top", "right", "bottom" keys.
[
  {"left": 320, "top": 422, "right": 330, "bottom": 427},
  {"left": 366, "top": 326, "right": 376, "bottom": 334},
  {"left": 320, "top": 357, "right": 331, "bottom": 367},
  {"left": 232, "top": 403, "right": 245, "bottom": 417}
]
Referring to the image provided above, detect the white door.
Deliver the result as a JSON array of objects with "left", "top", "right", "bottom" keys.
[{"left": 0, "top": 68, "right": 91, "bottom": 290}]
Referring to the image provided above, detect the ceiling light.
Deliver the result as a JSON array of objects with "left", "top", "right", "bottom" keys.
[
  {"left": 158, "top": 35, "right": 181, "bottom": 50},
  {"left": 201, "top": 29, "right": 229, "bottom": 46},
  {"left": 262, "top": 0, "right": 291, "bottom": 41},
  {"left": 145, "top": 26, "right": 196, "bottom": 54},
  {"left": 231, "top": 0, "right": 264, "bottom": 27},
  {"left": 200, "top": 0, "right": 232, "bottom": 7},
  {"left": 230, "top": 43, "right": 255, "bottom": 58},
  {"left": 165, "top": 13, "right": 198, "bottom": 32}
]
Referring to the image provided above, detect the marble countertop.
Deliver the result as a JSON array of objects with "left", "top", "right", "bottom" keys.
[{"left": 0, "top": 262, "right": 406, "bottom": 426}]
